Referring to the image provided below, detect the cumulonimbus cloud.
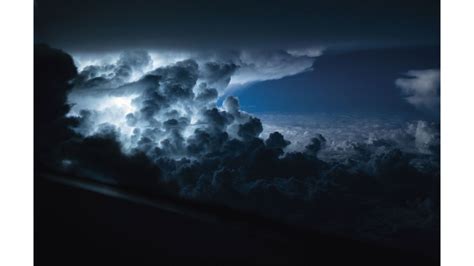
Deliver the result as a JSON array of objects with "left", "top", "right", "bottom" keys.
[
  {"left": 36, "top": 45, "right": 439, "bottom": 250},
  {"left": 72, "top": 48, "right": 321, "bottom": 92}
]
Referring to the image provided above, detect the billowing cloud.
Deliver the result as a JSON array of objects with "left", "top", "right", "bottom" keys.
[
  {"left": 36, "top": 45, "right": 439, "bottom": 252},
  {"left": 395, "top": 69, "right": 440, "bottom": 111},
  {"left": 72, "top": 49, "right": 320, "bottom": 92},
  {"left": 198, "top": 62, "right": 238, "bottom": 91},
  {"left": 73, "top": 50, "right": 153, "bottom": 90}
]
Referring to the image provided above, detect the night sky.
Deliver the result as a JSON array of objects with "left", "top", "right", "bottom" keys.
[{"left": 35, "top": 0, "right": 439, "bottom": 50}]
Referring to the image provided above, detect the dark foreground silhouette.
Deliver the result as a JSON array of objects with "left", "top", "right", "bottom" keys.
[{"left": 35, "top": 173, "right": 438, "bottom": 266}]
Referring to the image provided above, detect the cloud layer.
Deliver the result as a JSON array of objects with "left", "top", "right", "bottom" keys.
[{"left": 72, "top": 49, "right": 319, "bottom": 90}]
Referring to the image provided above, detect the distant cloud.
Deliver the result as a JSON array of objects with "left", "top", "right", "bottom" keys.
[
  {"left": 259, "top": 113, "right": 440, "bottom": 157},
  {"left": 287, "top": 46, "right": 325, "bottom": 57},
  {"left": 228, "top": 50, "right": 318, "bottom": 87},
  {"left": 395, "top": 69, "right": 440, "bottom": 111}
]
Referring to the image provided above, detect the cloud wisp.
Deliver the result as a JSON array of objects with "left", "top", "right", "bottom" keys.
[{"left": 395, "top": 69, "right": 440, "bottom": 111}]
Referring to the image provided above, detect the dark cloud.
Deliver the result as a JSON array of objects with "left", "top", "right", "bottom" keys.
[
  {"left": 34, "top": 44, "right": 78, "bottom": 171},
  {"left": 304, "top": 134, "right": 327, "bottom": 157},
  {"left": 61, "top": 131, "right": 170, "bottom": 193},
  {"left": 238, "top": 117, "right": 263, "bottom": 141},
  {"left": 202, "top": 108, "right": 234, "bottom": 132},
  {"left": 35, "top": 46, "right": 439, "bottom": 253},
  {"left": 194, "top": 83, "right": 218, "bottom": 103},
  {"left": 199, "top": 62, "right": 238, "bottom": 91},
  {"left": 150, "top": 59, "right": 198, "bottom": 100},
  {"left": 265, "top": 132, "right": 291, "bottom": 150},
  {"left": 35, "top": 44, "right": 77, "bottom": 123}
]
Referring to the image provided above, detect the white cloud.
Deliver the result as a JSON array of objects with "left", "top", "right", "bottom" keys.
[
  {"left": 228, "top": 50, "right": 317, "bottom": 86},
  {"left": 395, "top": 69, "right": 440, "bottom": 111}
]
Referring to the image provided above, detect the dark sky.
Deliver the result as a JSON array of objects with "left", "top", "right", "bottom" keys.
[
  {"left": 232, "top": 46, "right": 440, "bottom": 118},
  {"left": 35, "top": 0, "right": 439, "bottom": 52}
]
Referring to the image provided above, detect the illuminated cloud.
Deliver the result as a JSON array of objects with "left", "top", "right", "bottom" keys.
[
  {"left": 228, "top": 50, "right": 317, "bottom": 86},
  {"left": 65, "top": 49, "right": 324, "bottom": 156},
  {"left": 35, "top": 46, "right": 439, "bottom": 248},
  {"left": 68, "top": 53, "right": 259, "bottom": 156},
  {"left": 72, "top": 49, "right": 321, "bottom": 92}
]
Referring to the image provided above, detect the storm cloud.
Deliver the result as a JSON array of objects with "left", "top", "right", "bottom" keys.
[
  {"left": 35, "top": 45, "right": 439, "bottom": 252},
  {"left": 72, "top": 49, "right": 321, "bottom": 91}
]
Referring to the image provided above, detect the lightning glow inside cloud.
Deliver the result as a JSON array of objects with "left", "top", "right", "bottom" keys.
[
  {"left": 67, "top": 49, "right": 323, "bottom": 155},
  {"left": 41, "top": 46, "right": 439, "bottom": 249}
]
